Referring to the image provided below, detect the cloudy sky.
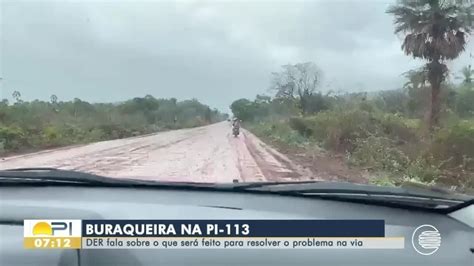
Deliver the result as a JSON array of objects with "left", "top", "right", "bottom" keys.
[{"left": 1, "top": 0, "right": 473, "bottom": 112}]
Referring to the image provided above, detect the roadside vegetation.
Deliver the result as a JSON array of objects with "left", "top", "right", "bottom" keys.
[
  {"left": 232, "top": 0, "right": 474, "bottom": 191},
  {"left": 0, "top": 94, "right": 226, "bottom": 155}
]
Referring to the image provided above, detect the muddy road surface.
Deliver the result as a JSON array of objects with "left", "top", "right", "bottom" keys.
[{"left": 0, "top": 122, "right": 316, "bottom": 183}]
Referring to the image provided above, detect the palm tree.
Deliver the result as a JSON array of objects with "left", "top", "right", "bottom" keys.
[
  {"left": 50, "top": 94, "right": 59, "bottom": 113},
  {"left": 12, "top": 90, "right": 21, "bottom": 103},
  {"left": 403, "top": 69, "right": 430, "bottom": 115},
  {"left": 402, "top": 69, "right": 428, "bottom": 91},
  {"left": 387, "top": 0, "right": 473, "bottom": 130},
  {"left": 50, "top": 94, "right": 58, "bottom": 104},
  {"left": 456, "top": 65, "right": 474, "bottom": 84}
]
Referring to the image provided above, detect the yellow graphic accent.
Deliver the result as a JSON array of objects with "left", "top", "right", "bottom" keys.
[
  {"left": 24, "top": 237, "right": 81, "bottom": 249},
  {"left": 33, "top": 222, "right": 53, "bottom": 236}
]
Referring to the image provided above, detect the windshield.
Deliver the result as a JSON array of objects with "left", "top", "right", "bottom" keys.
[{"left": 1, "top": 0, "right": 473, "bottom": 196}]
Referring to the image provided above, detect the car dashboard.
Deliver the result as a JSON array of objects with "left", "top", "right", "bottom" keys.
[{"left": 0, "top": 185, "right": 473, "bottom": 266}]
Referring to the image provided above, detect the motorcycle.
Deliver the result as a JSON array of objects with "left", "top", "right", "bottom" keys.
[{"left": 232, "top": 124, "right": 240, "bottom": 137}]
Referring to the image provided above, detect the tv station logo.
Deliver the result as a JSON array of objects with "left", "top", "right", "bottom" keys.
[
  {"left": 24, "top": 220, "right": 82, "bottom": 249},
  {"left": 411, "top": 224, "right": 441, "bottom": 256},
  {"left": 32, "top": 221, "right": 73, "bottom": 236}
]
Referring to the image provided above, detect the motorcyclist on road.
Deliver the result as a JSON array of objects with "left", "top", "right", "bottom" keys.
[
  {"left": 232, "top": 118, "right": 241, "bottom": 136},
  {"left": 232, "top": 118, "right": 241, "bottom": 128}
]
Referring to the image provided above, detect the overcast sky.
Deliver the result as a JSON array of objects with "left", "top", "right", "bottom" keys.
[{"left": 1, "top": 0, "right": 473, "bottom": 112}]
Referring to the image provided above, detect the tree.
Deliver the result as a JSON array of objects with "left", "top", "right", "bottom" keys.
[
  {"left": 271, "top": 62, "right": 321, "bottom": 115},
  {"left": 255, "top": 94, "right": 271, "bottom": 104},
  {"left": 303, "top": 93, "right": 331, "bottom": 114},
  {"left": 455, "top": 85, "right": 474, "bottom": 116},
  {"left": 403, "top": 69, "right": 427, "bottom": 90},
  {"left": 204, "top": 107, "right": 212, "bottom": 123},
  {"left": 387, "top": 0, "right": 473, "bottom": 130},
  {"left": 456, "top": 65, "right": 474, "bottom": 84},
  {"left": 12, "top": 91, "right": 21, "bottom": 104},
  {"left": 402, "top": 69, "right": 430, "bottom": 115},
  {"left": 376, "top": 89, "right": 410, "bottom": 114},
  {"left": 230, "top": 98, "right": 255, "bottom": 121},
  {"left": 50, "top": 94, "right": 58, "bottom": 104}
]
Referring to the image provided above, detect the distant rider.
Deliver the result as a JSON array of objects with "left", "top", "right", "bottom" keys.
[
  {"left": 232, "top": 118, "right": 241, "bottom": 129},
  {"left": 232, "top": 118, "right": 241, "bottom": 136}
]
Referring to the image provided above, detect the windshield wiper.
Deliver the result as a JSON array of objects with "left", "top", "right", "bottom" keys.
[
  {"left": 0, "top": 168, "right": 121, "bottom": 184},
  {"left": 232, "top": 180, "right": 470, "bottom": 199},
  {"left": 228, "top": 181, "right": 473, "bottom": 211},
  {"left": 1, "top": 168, "right": 471, "bottom": 213},
  {"left": 0, "top": 168, "right": 221, "bottom": 188}
]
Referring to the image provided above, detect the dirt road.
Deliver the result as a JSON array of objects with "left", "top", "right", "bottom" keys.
[{"left": 0, "top": 122, "right": 315, "bottom": 183}]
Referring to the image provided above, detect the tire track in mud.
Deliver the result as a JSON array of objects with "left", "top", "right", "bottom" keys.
[
  {"left": 241, "top": 129, "right": 316, "bottom": 182},
  {"left": 228, "top": 130, "right": 265, "bottom": 182},
  {"left": 243, "top": 135, "right": 296, "bottom": 181}
]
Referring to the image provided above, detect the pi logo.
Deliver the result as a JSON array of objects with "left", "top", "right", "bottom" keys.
[{"left": 32, "top": 221, "right": 73, "bottom": 236}]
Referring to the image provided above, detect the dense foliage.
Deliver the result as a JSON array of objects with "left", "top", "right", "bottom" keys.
[
  {"left": 232, "top": 66, "right": 474, "bottom": 191},
  {"left": 0, "top": 95, "right": 226, "bottom": 154}
]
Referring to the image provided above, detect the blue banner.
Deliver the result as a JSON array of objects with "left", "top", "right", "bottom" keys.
[{"left": 82, "top": 220, "right": 384, "bottom": 237}]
